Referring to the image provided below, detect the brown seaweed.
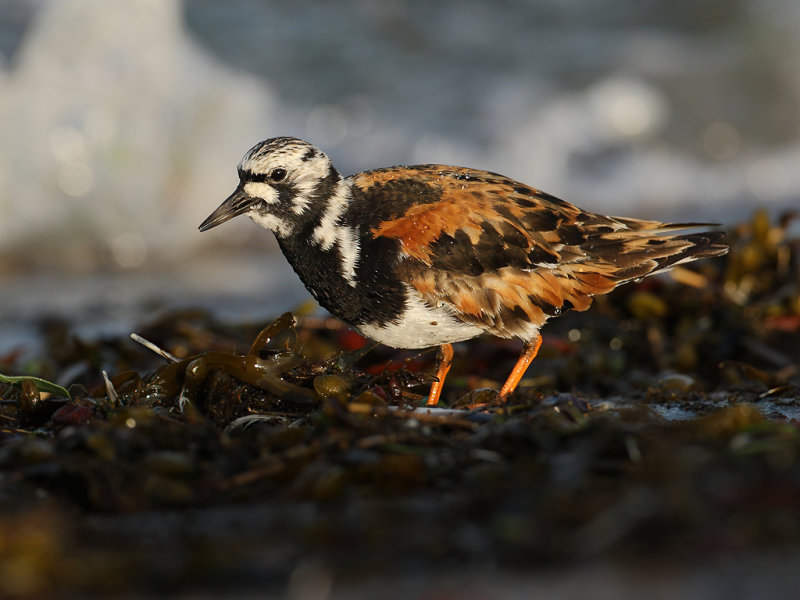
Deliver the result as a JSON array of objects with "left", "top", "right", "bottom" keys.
[{"left": 0, "top": 211, "right": 798, "bottom": 597}]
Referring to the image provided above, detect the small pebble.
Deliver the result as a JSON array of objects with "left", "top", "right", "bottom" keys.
[
  {"left": 658, "top": 373, "right": 696, "bottom": 392},
  {"left": 313, "top": 374, "right": 351, "bottom": 402}
]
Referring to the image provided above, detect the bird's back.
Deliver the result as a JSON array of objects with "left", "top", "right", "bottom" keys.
[{"left": 351, "top": 164, "right": 727, "bottom": 338}]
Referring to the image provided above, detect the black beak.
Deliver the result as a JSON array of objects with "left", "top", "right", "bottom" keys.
[{"left": 199, "top": 185, "right": 256, "bottom": 232}]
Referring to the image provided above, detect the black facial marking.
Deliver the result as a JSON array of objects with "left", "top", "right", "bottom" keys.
[
  {"left": 310, "top": 163, "right": 340, "bottom": 202},
  {"left": 269, "top": 168, "right": 287, "bottom": 182},
  {"left": 241, "top": 169, "right": 270, "bottom": 183},
  {"left": 301, "top": 148, "right": 317, "bottom": 162},
  {"left": 276, "top": 181, "right": 299, "bottom": 206},
  {"left": 265, "top": 165, "right": 343, "bottom": 229}
]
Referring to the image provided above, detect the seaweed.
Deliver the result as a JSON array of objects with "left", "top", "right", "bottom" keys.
[{"left": 0, "top": 211, "right": 798, "bottom": 597}]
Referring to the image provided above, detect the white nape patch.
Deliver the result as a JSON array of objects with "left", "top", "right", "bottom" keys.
[
  {"left": 291, "top": 154, "right": 331, "bottom": 215},
  {"left": 311, "top": 179, "right": 360, "bottom": 286},
  {"left": 243, "top": 182, "right": 278, "bottom": 204},
  {"left": 248, "top": 211, "right": 292, "bottom": 238},
  {"left": 311, "top": 179, "right": 348, "bottom": 249},
  {"left": 358, "top": 287, "right": 485, "bottom": 349}
]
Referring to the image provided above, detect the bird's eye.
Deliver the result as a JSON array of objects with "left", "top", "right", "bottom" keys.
[{"left": 269, "top": 168, "right": 287, "bottom": 182}]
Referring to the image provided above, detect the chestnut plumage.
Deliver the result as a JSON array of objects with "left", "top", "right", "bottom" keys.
[{"left": 200, "top": 137, "right": 727, "bottom": 405}]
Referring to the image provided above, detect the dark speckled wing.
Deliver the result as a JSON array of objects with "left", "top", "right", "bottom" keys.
[{"left": 353, "top": 165, "right": 726, "bottom": 339}]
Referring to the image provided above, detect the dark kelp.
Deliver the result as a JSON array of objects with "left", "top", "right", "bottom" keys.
[{"left": 0, "top": 211, "right": 798, "bottom": 598}]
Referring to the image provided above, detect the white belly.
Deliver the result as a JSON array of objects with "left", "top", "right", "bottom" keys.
[{"left": 357, "top": 287, "right": 484, "bottom": 349}]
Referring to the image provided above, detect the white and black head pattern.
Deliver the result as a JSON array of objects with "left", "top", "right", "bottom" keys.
[
  {"left": 199, "top": 137, "right": 361, "bottom": 287},
  {"left": 237, "top": 137, "right": 341, "bottom": 233},
  {"left": 200, "top": 138, "right": 342, "bottom": 235}
]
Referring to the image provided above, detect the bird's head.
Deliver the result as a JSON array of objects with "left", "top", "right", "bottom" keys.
[{"left": 199, "top": 137, "right": 341, "bottom": 237}]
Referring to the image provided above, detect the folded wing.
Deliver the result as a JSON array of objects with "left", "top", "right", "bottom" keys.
[{"left": 360, "top": 165, "right": 726, "bottom": 338}]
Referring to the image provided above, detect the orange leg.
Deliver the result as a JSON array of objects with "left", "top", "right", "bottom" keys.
[
  {"left": 497, "top": 336, "right": 542, "bottom": 401},
  {"left": 426, "top": 343, "right": 454, "bottom": 406}
]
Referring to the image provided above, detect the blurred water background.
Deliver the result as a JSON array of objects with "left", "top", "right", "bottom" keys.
[{"left": 1, "top": 0, "right": 799, "bottom": 350}]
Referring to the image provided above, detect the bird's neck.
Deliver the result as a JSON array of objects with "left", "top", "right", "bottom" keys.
[
  {"left": 271, "top": 174, "right": 352, "bottom": 242},
  {"left": 274, "top": 177, "right": 361, "bottom": 313},
  {"left": 274, "top": 177, "right": 409, "bottom": 327}
]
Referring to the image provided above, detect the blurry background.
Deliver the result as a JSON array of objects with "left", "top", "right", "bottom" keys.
[{"left": 1, "top": 0, "right": 799, "bottom": 347}]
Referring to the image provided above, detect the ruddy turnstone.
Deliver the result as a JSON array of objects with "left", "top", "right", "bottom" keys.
[{"left": 200, "top": 137, "right": 727, "bottom": 405}]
